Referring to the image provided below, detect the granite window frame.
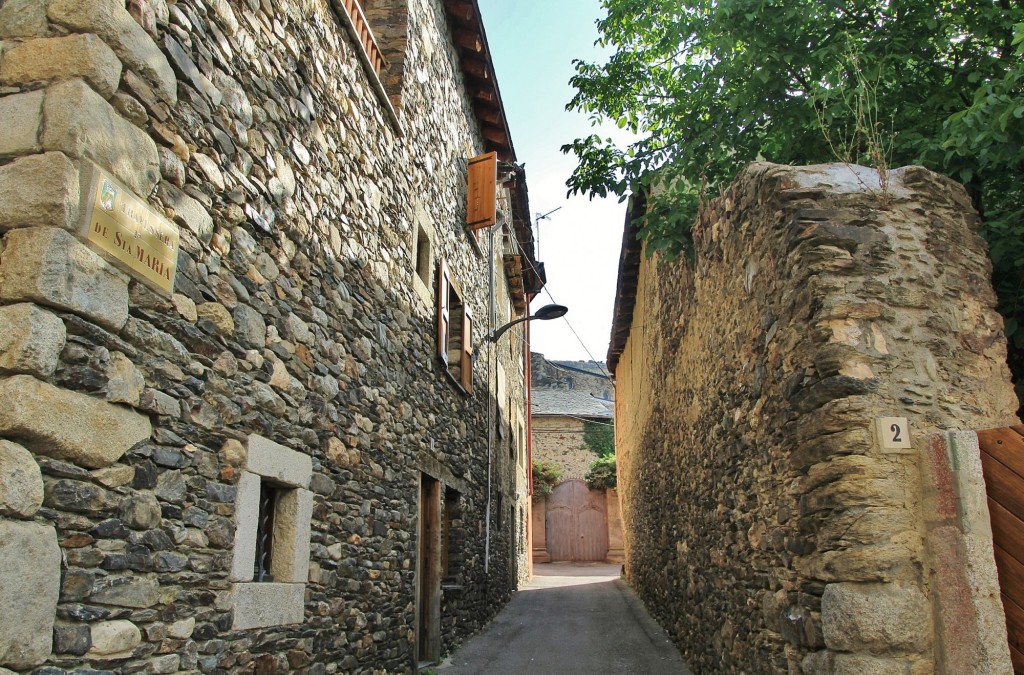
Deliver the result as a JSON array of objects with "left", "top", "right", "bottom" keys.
[
  {"left": 230, "top": 434, "right": 313, "bottom": 631},
  {"left": 411, "top": 215, "right": 435, "bottom": 309}
]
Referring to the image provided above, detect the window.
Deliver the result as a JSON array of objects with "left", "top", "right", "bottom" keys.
[
  {"left": 254, "top": 481, "right": 278, "bottom": 581},
  {"left": 415, "top": 224, "right": 431, "bottom": 287},
  {"left": 509, "top": 301, "right": 517, "bottom": 360},
  {"left": 517, "top": 421, "right": 526, "bottom": 469},
  {"left": 437, "top": 258, "right": 473, "bottom": 392},
  {"left": 441, "top": 488, "right": 461, "bottom": 581},
  {"left": 230, "top": 434, "right": 313, "bottom": 630},
  {"left": 497, "top": 363, "right": 506, "bottom": 441}
]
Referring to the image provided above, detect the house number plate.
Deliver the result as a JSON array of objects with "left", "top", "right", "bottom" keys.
[{"left": 875, "top": 417, "right": 912, "bottom": 452}]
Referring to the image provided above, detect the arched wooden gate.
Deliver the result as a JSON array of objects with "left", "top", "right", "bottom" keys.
[{"left": 545, "top": 480, "right": 609, "bottom": 562}]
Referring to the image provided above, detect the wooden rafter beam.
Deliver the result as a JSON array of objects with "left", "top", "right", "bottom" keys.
[
  {"left": 482, "top": 125, "right": 508, "bottom": 146},
  {"left": 453, "top": 28, "right": 482, "bottom": 52},
  {"left": 461, "top": 56, "right": 489, "bottom": 80},
  {"left": 444, "top": 0, "right": 474, "bottom": 23},
  {"left": 472, "top": 87, "right": 496, "bottom": 103},
  {"left": 474, "top": 103, "right": 501, "bottom": 125}
]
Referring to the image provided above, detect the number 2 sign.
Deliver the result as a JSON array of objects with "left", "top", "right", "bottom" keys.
[{"left": 875, "top": 417, "right": 912, "bottom": 452}]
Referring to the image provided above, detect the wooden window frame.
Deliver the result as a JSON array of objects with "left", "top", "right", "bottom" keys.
[
  {"left": 331, "top": 0, "right": 400, "bottom": 131},
  {"left": 339, "top": 0, "right": 386, "bottom": 76},
  {"left": 436, "top": 258, "right": 473, "bottom": 393}
]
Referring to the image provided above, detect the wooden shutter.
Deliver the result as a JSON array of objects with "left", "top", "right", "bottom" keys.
[
  {"left": 466, "top": 152, "right": 497, "bottom": 231},
  {"left": 460, "top": 307, "right": 473, "bottom": 392},
  {"left": 437, "top": 258, "right": 450, "bottom": 364}
]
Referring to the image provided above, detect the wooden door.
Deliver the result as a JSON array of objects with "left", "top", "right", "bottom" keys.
[
  {"left": 979, "top": 425, "right": 1024, "bottom": 673},
  {"left": 417, "top": 475, "right": 441, "bottom": 664},
  {"left": 545, "top": 480, "right": 608, "bottom": 562}
]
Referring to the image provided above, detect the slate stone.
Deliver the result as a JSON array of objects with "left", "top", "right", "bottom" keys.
[
  {"left": 90, "top": 576, "right": 160, "bottom": 608},
  {"left": 152, "top": 447, "right": 188, "bottom": 468},
  {"left": 44, "top": 479, "right": 114, "bottom": 514},
  {"left": 204, "top": 482, "right": 235, "bottom": 503},
  {"left": 61, "top": 569, "right": 96, "bottom": 602},
  {"left": 53, "top": 622, "right": 91, "bottom": 655},
  {"left": 120, "top": 493, "right": 162, "bottom": 529}
]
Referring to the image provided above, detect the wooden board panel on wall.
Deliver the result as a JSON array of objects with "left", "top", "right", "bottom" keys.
[
  {"left": 980, "top": 426, "right": 1024, "bottom": 672},
  {"left": 466, "top": 151, "right": 496, "bottom": 230}
]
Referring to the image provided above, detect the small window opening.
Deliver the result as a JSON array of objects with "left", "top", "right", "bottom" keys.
[
  {"left": 437, "top": 259, "right": 473, "bottom": 392},
  {"left": 255, "top": 481, "right": 279, "bottom": 582},
  {"left": 519, "top": 506, "right": 526, "bottom": 552},
  {"left": 447, "top": 286, "right": 464, "bottom": 381},
  {"left": 415, "top": 226, "right": 431, "bottom": 286},
  {"left": 442, "top": 488, "right": 461, "bottom": 581}
]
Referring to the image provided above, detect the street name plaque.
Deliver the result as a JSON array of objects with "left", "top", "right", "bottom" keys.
[{"left": 79, "top": 164, "right": 180, "bottom": 295}]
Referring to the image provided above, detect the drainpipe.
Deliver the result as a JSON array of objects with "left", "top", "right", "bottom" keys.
[
  {"left": 484, "top": 222, "right": 496, "bottom": 575},
  {"left": 525, "top": 317, "right": 534, "bottom": 577},
  {"left": 525, "top": 318, "right": 534, "bottom": 495}
]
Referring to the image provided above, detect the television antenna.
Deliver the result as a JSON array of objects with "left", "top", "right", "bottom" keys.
[{"left": 534, "top": 206, "right": 562, "bottom": 258}]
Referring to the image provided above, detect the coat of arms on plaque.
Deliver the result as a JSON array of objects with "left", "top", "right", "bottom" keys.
[{"left": 99, "top": 179, "right": 118, "bottom": 212}]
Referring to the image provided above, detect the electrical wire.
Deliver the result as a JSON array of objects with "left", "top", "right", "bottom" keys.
[
  {"left": 545, "top": 360, "right": 614, "bottom": 390},
  {"left": 516, "top": 242, "right": 615, "bottom": 384},
  {"left": 532, "top": 415, "right": 614, "bottom": 427}
]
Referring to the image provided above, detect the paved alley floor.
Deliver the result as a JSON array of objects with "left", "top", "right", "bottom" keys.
[{"left": 435, "top": 562, "right": 691, "bottom": 675}]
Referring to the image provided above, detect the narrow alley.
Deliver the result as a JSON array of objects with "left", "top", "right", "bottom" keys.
[{"left": 436, "top": 563, "right": 691, "bottom": 674}]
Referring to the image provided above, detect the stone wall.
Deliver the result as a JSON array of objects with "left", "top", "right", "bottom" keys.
[
  {"left": 531, "top": 416, "right": 594, "bottom": 481},
  {"left": 612, "top": 163, "right": 1018, "bottom": 672},
  {"left": 0, "top": 0, "right": 531, "bottom": 672},
  {"left": 531, "top": 353, "right": 614, "bottom": 400}
]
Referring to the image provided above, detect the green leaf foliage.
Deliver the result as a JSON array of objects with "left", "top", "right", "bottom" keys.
[
  {"left": 532, "top": 460, "right": 563, "bottom": 497},
  {"left": 585, "top": 455, "right": 617, "bottom": 491},
  {"left": 581, "top": 420, "right": 616, "bottom": 458},
  {"left": 566, "top": 1, "right": 1024, "bottom": 393}
]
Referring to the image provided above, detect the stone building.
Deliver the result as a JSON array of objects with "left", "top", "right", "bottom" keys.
[
  {"left": 608, "top": 163, "right": 1019, "bottom": 672},
  {"left": 528, "top": 354, "right": 622, "bottom": 564},
  {"left": 531, "top": 387, "right": 613, "bottom": 482},
  {"left": 0, "top": 0, "right": 542, "bottom": 672},
  {"left": 530, "top": 353, "right": 614, "bottom": 400}
]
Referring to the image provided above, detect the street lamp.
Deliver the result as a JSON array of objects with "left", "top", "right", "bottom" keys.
[{"left": 486, "top": 303, "right": 568, "bottom": 343}]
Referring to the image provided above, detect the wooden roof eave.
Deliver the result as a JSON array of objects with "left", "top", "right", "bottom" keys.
[
  {"left": 443, "top": 0, "right": 516, "bottom": 162},
  {"left": 606, "top": 192, "right": 647, "bottom": 377},
  {"left": 444, "top": 2, "right": 544, "bottom": 307}
]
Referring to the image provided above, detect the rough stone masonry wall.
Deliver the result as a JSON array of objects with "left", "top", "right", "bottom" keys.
[
  {"left": 0, "top": 0, "right": 526, "bottom": 672},
  {"left": 614, "top": 163, "right": 1018, "bottom": 673},
  {"left": 531, "top": 416, "right": 594, "bottom": 481}
]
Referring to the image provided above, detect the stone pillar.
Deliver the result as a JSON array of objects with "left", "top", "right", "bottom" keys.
[
  {"left": 605, "top": 488, "right": 625, "bottom": 564},
  {"left": 531, "top": 496, "right": 550, "bottom": 563},
  {"left": 0, "top": 440, "right": 59, "bottom": 669},
  {"left": 919, "top": 431, "right": 1012, "bottom": 673},
  {"left": 0, "top": 0, "right": 174, "bottom": 669}
]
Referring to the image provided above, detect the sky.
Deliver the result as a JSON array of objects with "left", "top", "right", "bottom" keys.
[{"left": 477, "top": 0, "right": 629, "bottom": 364}]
